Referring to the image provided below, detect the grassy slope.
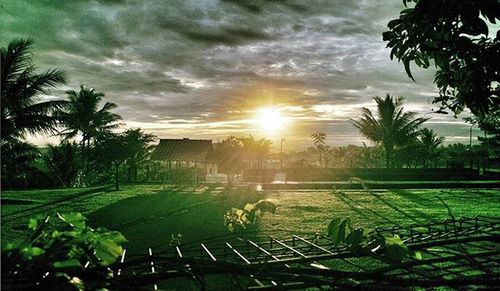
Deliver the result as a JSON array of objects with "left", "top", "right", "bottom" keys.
[{"left": 2, "top": 185, "right": 499, "bottom": 254}]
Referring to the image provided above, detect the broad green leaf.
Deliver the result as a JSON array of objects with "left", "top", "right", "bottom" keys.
[
  {"left": 384, "top": 235, "right": 408, "bottom": 262},
  {"left": 414, "top": 251, "right": 423, "bottom": 260},
  {"left": 94, "top": 239, "right": 123, "bottom": 265},
  {"left": 59, "top": 212, "right": 86, "bottom": 230},
  {"left": 327, "top": 218, "right": 351, "bottom": 244},
  {"left": 28, "top": 218, "right": 38, "bottom": 230},
  {"left": 327, "top": 218, "right": 342, "bottom": 242},
  {"left": 346, "top": 228, "right": 364, "bottom": 246},
  {"left": 243, "top": 203, "right": 255, "bottom": 212},
  {"left": 384, "top": 244, "right": 408, "bottom": 262},
  {"left": 404, "top": 59, "right": 415, "bottom": 81},
  {"left": 385, "top": 235, "right": 404, "bottom": 246},
  {"left": 53, "top": 259, "right": 82, "bottom": 269},
  {"left": 235, "top": 209, "right": 245, "bottom": 220},
  {"left": 21, "top": 246, "right": 45, "bottom": 259}
]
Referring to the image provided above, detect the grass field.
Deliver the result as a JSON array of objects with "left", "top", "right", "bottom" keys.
[{"left": 2, "top": 184, "right": 499, "bottom": 254}]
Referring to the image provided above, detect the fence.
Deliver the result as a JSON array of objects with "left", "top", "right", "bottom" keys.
[{"left": 37, "top": 216, "right": 498, "bottom": 290}]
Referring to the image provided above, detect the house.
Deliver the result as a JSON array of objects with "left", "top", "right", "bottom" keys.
[{"left": 150, "top": 138, "right": 218, "bottom": 183}]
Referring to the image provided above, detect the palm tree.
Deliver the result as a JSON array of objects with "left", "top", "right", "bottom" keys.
[
  {"left": 1, "top": 39, "right": 66, "bottom": 142},
  {"left": 418, "top": 128, "right": 445, "bottom": 168},
  {"left": 311, "top": 132, "right": 327, "bottom": 167},
  {"left": 121, "top": 129, "right": 156, "bottom": 182},
  {"left": 1, "top": 140, "right": 41, "bottom": 189},
  {"left": 57, "top": 86, "right": 121, "bottom": 148},
  {"left": 351, "top": 94, "right": 428, "bottom": 168},
  {"left": 44, "top": 142, "right": 81, "bottom": 187}
]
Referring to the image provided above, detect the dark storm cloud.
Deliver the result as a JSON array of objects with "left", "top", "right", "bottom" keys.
[{"left": 0, "top": 0, "right": 471, "bottom": 147}]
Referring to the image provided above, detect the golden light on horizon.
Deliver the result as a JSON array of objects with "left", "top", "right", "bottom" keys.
[{"left": 257, "top": 107, "right": 286, "bottom": 133}]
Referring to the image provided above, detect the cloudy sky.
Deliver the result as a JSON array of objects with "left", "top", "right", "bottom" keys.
[{"left": 1, "top": 0, "right": 479, "bottom": 150}]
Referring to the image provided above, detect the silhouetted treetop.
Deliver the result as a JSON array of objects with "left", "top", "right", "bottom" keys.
[{"left": 383, "top": 0, "right": 499, "bottom": 116}]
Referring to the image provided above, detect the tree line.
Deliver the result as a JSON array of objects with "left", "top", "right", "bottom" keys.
[{"left": 1, "top": 39, "right": 155, "bottom": 190}]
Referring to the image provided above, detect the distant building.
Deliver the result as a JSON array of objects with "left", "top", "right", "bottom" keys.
[{"left": 150, "top": 138, "right": 218, "bottom": 183}]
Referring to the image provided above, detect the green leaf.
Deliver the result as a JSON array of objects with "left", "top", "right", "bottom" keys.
[
  {"left": 404, "top": 59, "right": 415, "bottom": 81},
  {"left": 346, "top": 228, "right": 364, "bottom": 246},
  {"left": 28, "top": 218, "right": 39, "bottom": 230},
  {"left": 243, "top": 203, "right": 255, "bottom": 212},
  {"left": 93, "top": 238, "right": 124, "bottom": 265},
  {"left": 2, "top": 242, "right": 17, "bottom": 251},
  {"left": 53, "top": 259, "right": 82, "bottom": 269},
  {"left": 58, "top": 212, "right": 86, "bottom": 230},
  {"left": 387, "top": 19, "right": 401, "bottom": 29},
  {"left": 414, "top": 251, "right": 423, "bottom": 260},
  {"left": 385, "top": 235, "right": 404, "bottom": 246},
  {"left": 384, "top": 235, "right": 408, "bottom": 262},
  {"left": 21, "top": 246, "right": 45, "bottom": 259},
  {"left": 327, "top": 218, "right": 351, "bottom": 244},
  {"left": 382, "top": 31, "right": 394, "bottom": 41}
]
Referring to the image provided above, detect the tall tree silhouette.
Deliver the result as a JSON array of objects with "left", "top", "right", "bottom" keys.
[
  {"left": 57, "top": 86, "right": 121, "bottom": 148},
  {"left": 418, "top": 128, "right": 445, "bottom": 168},
  {"left": 311, "top": 132, "right": 327, "bottom": 167},
  {"left": 351, "top": 94, "right": 427, "bottom": 168},
  {"left": 121, "top": 129, "right": 156, "bottom": 182},
  {"left": 239, "top": 136, "right": 272, "bottom": 169},
  {"left": 1, "top": 39, "right": 66, "bottom": 142}
]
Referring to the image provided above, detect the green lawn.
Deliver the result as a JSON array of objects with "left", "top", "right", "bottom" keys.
[{"left": 2, "top": 184, "right": 499, "bottom": 254}]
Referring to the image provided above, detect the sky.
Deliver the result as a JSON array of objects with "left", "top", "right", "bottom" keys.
[{"left": 1, "top": 0, "right": 481, "bottom": 150}]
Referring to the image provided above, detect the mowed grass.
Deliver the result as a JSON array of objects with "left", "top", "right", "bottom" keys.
[
  {"left": 259, "top": 188, "right": 500, "bottom": 238},
  {"left": 1, "top": 184, "right": 499, "bottom": 254},
  {"left": 1, "top": 185, "right": 163, "bottom": 242}
]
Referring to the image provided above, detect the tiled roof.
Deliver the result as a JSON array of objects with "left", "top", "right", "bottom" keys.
[{"left": 150, "top": 138, "right": 214, "bottom": 162}]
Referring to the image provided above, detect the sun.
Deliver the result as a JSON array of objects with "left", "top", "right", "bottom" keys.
[{"left": 257, "top": 107, "right": 285, "bottom": 132}]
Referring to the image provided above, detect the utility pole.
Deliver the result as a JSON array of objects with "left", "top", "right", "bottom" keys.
[
  {"left": 469, "top": 125, "right": 473, "bottom": 170},
  {"left": 280, "top": 138, "right": 286, "bottom": 171},
  {"left": 470, "top": 125, "right": 472, "bottom": 148}
]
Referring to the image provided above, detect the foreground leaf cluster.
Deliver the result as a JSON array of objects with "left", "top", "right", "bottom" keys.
[
  {"left": 224, "top": 200, "right": 277, "bottom": 232},
  {"left": 327, "top": 217, "right": 421, "bottom": 262},
  {"left": 2, "top": 212, "right": 127, "bottom": 289}
]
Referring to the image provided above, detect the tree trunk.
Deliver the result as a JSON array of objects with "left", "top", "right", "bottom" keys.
[{"left": 385, "top": 147, "right": 391, "bottom": 168}]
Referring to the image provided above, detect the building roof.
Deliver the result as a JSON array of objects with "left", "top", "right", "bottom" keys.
[{"left": 150, "top": 138, "right": 214, "bottom": 162}]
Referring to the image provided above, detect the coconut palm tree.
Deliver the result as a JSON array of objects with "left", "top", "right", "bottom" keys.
[
  {"left": 1, "top": 38, "right": 66, "bottom": 142},
  {"left": 311, "top": 132, "right": 327, "bottom": 167},
  {"left": 44, "top": 142, "right": 81, "bottom": 187},
  {"left": 57, "top": 86, "right": 121, "bottom": 148},
  {"left": 418, "top": 128, "right": 445, "bottom": 168},
  {"left": 351, "top": 94, "right": 428, "bottom": 168},
  {"left": 121, "top": 129, "right": 156, "bottom": 182}
]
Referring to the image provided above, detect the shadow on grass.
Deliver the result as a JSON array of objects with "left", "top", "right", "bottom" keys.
[
  {"left": 87, "top": 185, "right": 265, "bottom": 253},
  {"left": 368, "top": 191, "right": 437, "bottom": 224},
  {"left": 332, "top": 190, "right": 399, "bottom": 226},
  {"left": 390, "top": 189, "right": 436, "bottom": 208}
]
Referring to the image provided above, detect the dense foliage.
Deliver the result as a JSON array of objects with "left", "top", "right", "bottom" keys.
[
  {"left": 383, "top": 0, "right": 500, "bottom": 116},
  {"left": 327, "top": 217, "right": 421, "bottom": 262},
  {"left": 2, "top": 212, "right": 127, "bottom": 290},
  {"left": 351, "top": 94, "right": 428, "bottom": 168},
  {"left": 1, "top": 38, "right": 67, "bottom": 142},
  {"left": 57, "top": 85, "right": 122, "bottom": 148},
  {"left": 213, "top": 135, "right": 272, "bottom": 182},
  {"left": 1, "top": 39, "right": 157, "bottom": 189},
  {"left": 224, "top": 199, "right": 277, "bottom": 232}
]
